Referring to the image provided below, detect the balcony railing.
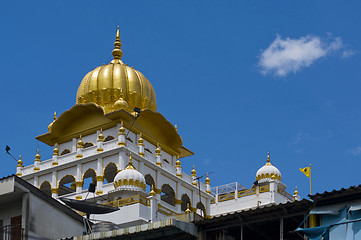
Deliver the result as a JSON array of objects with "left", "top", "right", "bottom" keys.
[{"left": 0, "top": 224, "right": 25, "bottom": 240}]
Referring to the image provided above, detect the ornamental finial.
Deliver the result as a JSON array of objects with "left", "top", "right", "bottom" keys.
[
  {"left": 294, "top": 186, "right": 299, "bottom": 196},
  {"left": 98, "top": 129, "right": 104, "bottom": 142},
  {"left": 126, "top": 155, "right": 136, "bottom": 170},
  {"left": 119, "top": 121, "right": 125, "bottom": 135},
  {"left": 155, "top": 143, "right": 161, "bottom": 155},
  {"left": 191, "top": 165, "right": 197, "bottom": 176},
  {"left": 205, "top": 173, "right": 210, "bottom": 184},
  {"left": 53, "top": 143, "right": 59, "bottom": 156},
  {"left": 185, "top": 203, "right": 191, "bottom": 213},
  {"left": 35, "top": 149, "right": 41, "bottom": 161},
  {"left": 111, "top": 26, "right": 123, "bottom": 63},
  {"left": 138, "top": 133, "right": 144, "bottom": 145},
  {"left": 176, "top": 155, "right": 181, "bottom": 167},
  {"left": 77, "top": 136, "right": 84, "bottom": 149},
  {"left": 17, "top": 155, "right": 23, "bottom": 167},
  {"left": 53, "top": 112, "right": 57, "bottom": 121},
  {"left": 267, "top": 152, "right": 270, "bottom": 163},
  {"left": 150, "top": 185, "right": 156, "bottom": 196}
]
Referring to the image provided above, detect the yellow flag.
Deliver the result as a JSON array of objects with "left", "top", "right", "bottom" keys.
[{"left": 299, "top": 166, "right": 311, "bottom": 178}]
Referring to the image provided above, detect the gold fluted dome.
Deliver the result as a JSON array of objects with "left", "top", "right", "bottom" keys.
[{"left": 76, "top": 27, "right": 157, "bottom": 113}]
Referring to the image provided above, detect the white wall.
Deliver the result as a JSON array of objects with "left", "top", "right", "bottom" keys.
[{"left": 28, "top": 193, "right": 84, "bottom": 239}]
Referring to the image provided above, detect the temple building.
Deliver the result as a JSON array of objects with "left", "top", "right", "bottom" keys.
[
  {"left": 16, "top": 27, "right": 213, "bottom": 225},
  {"left": 4, "top": 27, "right": 309, "bottom": 239}
]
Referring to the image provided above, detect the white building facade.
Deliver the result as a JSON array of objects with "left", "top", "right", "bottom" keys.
[{"left": 16, "top": 28, "right": 213, "bottom": 226}]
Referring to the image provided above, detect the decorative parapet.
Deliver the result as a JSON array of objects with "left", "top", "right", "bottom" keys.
[
  {"left": 277, "top": 188, "right": 293, "bottom": 201},
  {"left": 210, "top": 183, "right": 293, "bottom": 204},
  {"left": 105, "top": 194, "right": 149, "bottom": 208},
  {"left": 157, "top": 204, "right": 177, "bottom": 216},
  {"left": 259, "top": 185, "right": 270, "bottom": 193}
]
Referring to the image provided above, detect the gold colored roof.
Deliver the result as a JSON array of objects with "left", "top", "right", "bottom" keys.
[
  {"left": 36, "top": 103, "right": 194, "bottom": 158},
  {"left": 76, "top": 27, "right": 157, "bottom": 113}
]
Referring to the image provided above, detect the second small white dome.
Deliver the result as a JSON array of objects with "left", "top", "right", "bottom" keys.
[{"left": 256, "top": 153, "right": 282, "bottom": 183}]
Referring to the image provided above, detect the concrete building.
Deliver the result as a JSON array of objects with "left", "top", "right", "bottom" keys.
[{"left": 0, "top": 175, "right": 84, "bottom": 239}]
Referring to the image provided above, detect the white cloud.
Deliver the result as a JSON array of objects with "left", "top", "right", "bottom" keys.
[
  {"left": 348, "top": 146, "right": 361, "bottom": 156},
  {"left": 291, "top": 132, "right": 310, "bottom": 144},
  {"left": 259, "top": 35, "right": 344, "bottom": 77},
  {"left": 342, "top": 49, "right": 356, "bottom": 58}
]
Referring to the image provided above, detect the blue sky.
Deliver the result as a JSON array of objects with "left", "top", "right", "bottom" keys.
[{"left": 1, "top": 1, "right": 361, "bottom": 198}]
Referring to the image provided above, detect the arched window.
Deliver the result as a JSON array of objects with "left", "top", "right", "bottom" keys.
[
  {"left": 161, "top": 184, "right": 175, "bottom": 206},
  {"left": 59, "top": 175, "right": 76, "bottom": 196},
  {"left": 104, "top": 163, "right": 118, "bottom": 183},
  {"left": 40, "top": 181, "right": 51, "bottom": 196},
  {"left": 61, "top": 149, "right": 71, "bottom": 155},
  {"left": 144, "top": 174, "right": 155, "bottom": 193},
  {"left": 181, "top": 194, "right": 191, "bottom": 212},
  {"left": 83, "top": 169, "right": 96, "bottom": 190},
  {"left": 104, "top": 135, "right": 115, "bottom": 142},
  {"left": 196, "top": 202, "right": 206, "bottom": 217},
  {"left": 83, "top": 142, "right": 94, "bottom": 148}
]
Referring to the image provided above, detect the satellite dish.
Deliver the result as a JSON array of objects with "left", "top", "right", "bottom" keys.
[{"left": 60, "top": 198, "right": 119, "bottom": 214}]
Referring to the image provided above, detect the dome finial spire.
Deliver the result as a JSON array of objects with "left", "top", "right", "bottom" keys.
[
  {"left": 111, "top": 26, "right": 123, "bottom": 63},
  {"left": 126, "top": 155, "right": 136, "bottom": 170},
  {"left": 267, "top": 152, "right": 270, "bottom": 163}
]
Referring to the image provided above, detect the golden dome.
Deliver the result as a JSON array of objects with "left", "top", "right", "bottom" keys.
[{"left": 76, "top": 27, "right": 157, "bottom": 114}]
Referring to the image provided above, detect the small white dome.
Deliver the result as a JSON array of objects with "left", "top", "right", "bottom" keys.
[
  {"left": 113, "top": 156, "right": 146, "bottom": 192},
  {"left": 256, "top": 153, "right": 282, "bottom": 183}
]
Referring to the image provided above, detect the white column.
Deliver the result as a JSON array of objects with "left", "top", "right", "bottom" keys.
[
  {"left": 34, "top": 176, "right": 38, "bottom": 188},
  {"left": 72, "top": 138, "right": 77, "bottom": 152},
  {"left": 97, "top": 130, "right": 104, "bottom": 152},
  {"left": 118, "top": 151, "right": 126, "bottom": 170},
  {"left": 215, "top": 186, "right": 219, "bottom": 204},
  {"left": 192, "top": 189, "right": 196, "bottom": 210},
  {"left": 118, "top": 122, "right": 126, "bottom": 146},
  {"left": 155, "top": 143, "right": 162, "bottom": 167},
  {"left": 206, "top": 198, "right": 211, "bottom": 217},
  {"left": 270, "top": 180, "right": 276, "bottom": 203},
  {"left": 96, "top": 158, "right": 103, "bottom": 194},
  {"left": 235, "top": 183, "right": 238, "bottom": 199},
  {"left": 51, "top": 171, "right": 58, "bottom": 198},
  {"left": 75, "top": 164, "right": 82, "bottom": 199},
  {"left": 176, "top": 182, "right": 182, "bottom": 213},
  {"left": 175, "top": 157, "right": 182, "bottom": 178},
  {"left": 148, "top": 195, "right": 158, "bottom": 222},
  {"left": 156, "top": 171, "right": 162, "bottom": 201},
  {"left": 138, "top": 161, "right": 144, "bottom": 173},
  {"left": 138, "top": 133, "right": 145, "bottom": 157}
]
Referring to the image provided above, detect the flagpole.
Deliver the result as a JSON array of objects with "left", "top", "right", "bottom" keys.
[{"left": 309, "top": 163, "right": 311, "bottom": 196}]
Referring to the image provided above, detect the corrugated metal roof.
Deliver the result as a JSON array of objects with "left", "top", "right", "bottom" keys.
[
  {"left": 197, "top": 199, "right": 311, "bottom": 225},
  {"left": 310, "top": 184, "right": 361, "bottom": 203}
]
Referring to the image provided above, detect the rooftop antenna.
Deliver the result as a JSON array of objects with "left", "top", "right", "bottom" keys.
[
  {"left": 84, "top": 183, "right": 96, "bottom": 200},
  {"left": 195, "top": 171, "right": 214, "bottom": 216},
  {"left": 125, "top": 107, "right": 141, "bottom": 138},
  {"left": 5, "top": 145, "right": 17, "bottom": 162}
]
